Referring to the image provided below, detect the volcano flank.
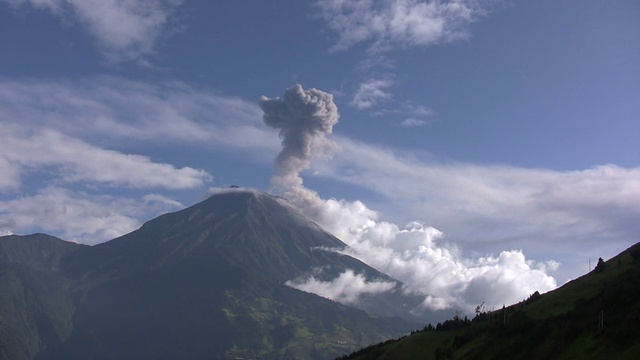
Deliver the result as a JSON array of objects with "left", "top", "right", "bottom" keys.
[{"left": 0, "top": 189, "right": 422, "bottom": 360}]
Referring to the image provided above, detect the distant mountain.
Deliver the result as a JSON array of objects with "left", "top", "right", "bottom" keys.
[
  {"left": 0, "top": 189, "right": 424, "bottom": 360},
  {"left": 339, "top": 242, "right": 640, "bottom": 360}
]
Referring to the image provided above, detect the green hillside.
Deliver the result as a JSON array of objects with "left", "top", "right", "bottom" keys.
[{"left": 339, "top": 242, "right": 640, "bottom": 360}]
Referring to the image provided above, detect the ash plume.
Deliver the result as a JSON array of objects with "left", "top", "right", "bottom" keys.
[
  {"left": 259, "top": 85, "right": 557, "bottom": 314},
  {"left": 260, "top": 84, "right": 339, "bottom": 192}
]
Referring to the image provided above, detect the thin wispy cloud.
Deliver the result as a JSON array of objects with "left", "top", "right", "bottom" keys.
[
  {"left": 0, "top": 125, "right": 211, "bottom": 190},
  {"left": 372, "top": 102, "right": 438, "bottom": 126},
  {"left": 316, "top": 0, "right": 490, "bottom": 53},
  {"left": 0, "top": 77, "right": 277, "bottom": 155},
  {"left": 351, "top": 78, "right": 394, "bottom": 110},
  {"left": 316, "top": 1, "right": 486, "bottom": 125},
  {"left": 400, "top": 117, "right": 428, "bottom": 127},
  {"left": 2, "top": 0, "right": 185, "bottom": 61},
  {"left": 0, "top": 77, "right": 276, "bottom": 243}
]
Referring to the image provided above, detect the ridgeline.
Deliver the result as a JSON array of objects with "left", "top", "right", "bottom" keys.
[{"left": 338, "top": 242, "right": 640, "bottom": 360}]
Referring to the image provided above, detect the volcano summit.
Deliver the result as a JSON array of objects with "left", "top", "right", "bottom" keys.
[{"left": 1, "top": 189, "right": 425, "bottom": 360}]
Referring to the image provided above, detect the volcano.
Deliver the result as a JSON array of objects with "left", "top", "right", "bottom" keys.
[{"left": 0, "top": 189, "right": 423, "bottom": 360}]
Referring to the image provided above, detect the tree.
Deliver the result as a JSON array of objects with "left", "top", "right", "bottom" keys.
[
  {"left": 475, "top": 301, "right": 486, "bottom": 318},
  {"left": 595, "top": 257, "right": 606, "bottom": 272}
]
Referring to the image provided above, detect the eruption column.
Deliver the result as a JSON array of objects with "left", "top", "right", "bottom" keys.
[{"left": 260, "top": 84, "right": 340, "bottom": 192}]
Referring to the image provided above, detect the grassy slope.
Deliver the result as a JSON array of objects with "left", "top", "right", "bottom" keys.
[
  {"left": 222, "top": 280, "right": 415, "bottom": 360},
  {"left": 341, "top": 242, "right": 640, "bottom": 360}
]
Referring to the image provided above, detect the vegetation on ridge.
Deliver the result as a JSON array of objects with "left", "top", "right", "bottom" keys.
[{"left": 338, "top": 242, "right": 640, "bottom": 360}]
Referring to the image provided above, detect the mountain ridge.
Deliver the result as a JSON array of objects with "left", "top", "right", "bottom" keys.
[
  {"left": 0, "top": 189, "right": 422, "bottom": 359},
  {"left": 339, "top": 241, "right": 640, "bottom": 359}
]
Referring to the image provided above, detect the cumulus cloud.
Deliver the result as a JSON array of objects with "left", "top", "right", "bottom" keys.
[
  {"left": 316, "top": 0, "right": 491, "bottom": 52},
  {"left": 260, "top": 84, "right": 340, "bottom": 191},
  {"left": 0, "top": 187, "right": 183, "bottom": 244},
  {"left": 286, "top": 269, "right": 396, "bottom": 305},
  {"left": 286, "top": 191, "right": 557, "bottom": 312},
  {"left": 261, "top": 85, "right": 557, "bottom": 314},
  {"left": 2, "top": 0, "right": 184, "bottom": 61},
  {"left": 351, "top": 79, "right": 393, "bottom": 109}
]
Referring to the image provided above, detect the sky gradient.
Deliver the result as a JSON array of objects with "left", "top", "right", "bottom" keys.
[{"left": 1, "top": 0, "right": 639, "bottom": 313}]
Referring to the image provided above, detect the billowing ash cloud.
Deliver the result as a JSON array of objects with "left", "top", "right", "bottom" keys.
[
  {"left": 260, "top": 84, "right": 339, "bottom": 191},
  {"left": 261, "top": 85, "right": 558, "bottom": 315},
  {"left": 286, "top": 270, "right": 396, "bottom": 305}
]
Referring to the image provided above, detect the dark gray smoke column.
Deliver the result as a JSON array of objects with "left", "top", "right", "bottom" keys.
[{"left": 260, "top": 84, "right": 340, "bottom": 191}]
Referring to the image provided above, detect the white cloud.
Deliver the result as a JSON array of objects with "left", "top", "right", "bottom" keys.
[
  {"left": 283, "top": 186, "right": 557, "bottom": 313},
  {"left": 0, "top": 155, "right": 21, "bottom": 191},
  {"left": 400, "top": 117, "right": 428, "bottom": 127},
  {"left": 0, "top": 76, "right": 279, "bottom": 244},
  {"left": 0, "top": 187, "right": 183, "bottom": 244},
  {"left": 0, "top": 77, "right": 278, "bottom": 158},
  {"left": 316, "top": 0, "right": 490, "bottom": 52},
  {"left": 404, "top": 103, "right": 436, "bottom": 117},
  {"left": 310, "top": 137, "right": 640, "bottom": 269},
  {"left": 351, "top": 78, "right": 393, "bottom": 109},
  {"left": 261, "top": 93, "right": 637, "bottom": 310},
  {"left": 0, "top": 125, "right": 211, "bottom": 190},
  {"left": 2, "top": 0, "right": 184, "bottom": 61},
  {"left": 372, "top": 102, "right": 438, "bottom": 126},
  {"left": 286, "top": 269, "right": 396, "bottom": 305},
  {"left": 257, "top": 84, "right": 633, "bottom": 312}
]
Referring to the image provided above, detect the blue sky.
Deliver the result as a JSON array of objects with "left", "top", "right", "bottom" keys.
[{"left": 1, "top": 0, "right": 639, "bottom": 312}]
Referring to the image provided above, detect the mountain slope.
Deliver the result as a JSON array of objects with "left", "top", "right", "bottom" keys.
[
  {"left": 340, "top": 242, "right": 640, "bottom": 360},
  {"left": 67, "top": 190, "right": 353, "bottom": 283},
  {"left": 0, "top": 234, "right": 84, "bottom": 360},
  {"left": 1, "top": 189, "right": 420, "bottom": 359}
]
